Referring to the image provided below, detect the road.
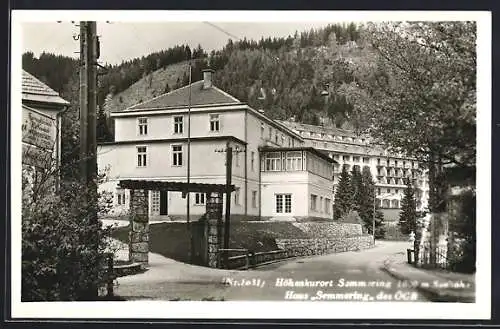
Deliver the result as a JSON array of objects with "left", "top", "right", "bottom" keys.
[
  {"left": 115, "top": 240, "right": 427, "bottom": 301},
  {"left": 220, "top": 241, "right": 427, "bottom": 301}
]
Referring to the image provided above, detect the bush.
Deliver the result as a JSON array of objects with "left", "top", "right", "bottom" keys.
[
  {"left": 447, "top": 189, "right": 476, "bottom": 273},
  {"left": 340, "top": 210, "right": 362, "bottom": 224},
  {"left": 22, "top": 166, "right": 114, "bottom": 301}
]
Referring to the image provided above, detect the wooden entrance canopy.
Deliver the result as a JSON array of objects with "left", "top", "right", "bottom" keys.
[{"left": 118, "top": 179, "right": 235, "bottom": 193}]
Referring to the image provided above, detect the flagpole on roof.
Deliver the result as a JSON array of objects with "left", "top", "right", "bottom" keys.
[
  {"left": 187, "top": 56, "right": 193, "bottom": 262},
  {"left": 187, "top": 60, "right": 192, "bottom": 224}
]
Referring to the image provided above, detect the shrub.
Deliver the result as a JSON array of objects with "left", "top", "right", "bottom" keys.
[{"left": 22, "top": 164, "right": 114, "bottom": 301}]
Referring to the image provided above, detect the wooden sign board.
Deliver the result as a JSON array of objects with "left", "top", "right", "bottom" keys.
[
  {"left": 22, "top": 109, "right": 57, "bottom": 150},
  {"left": 22, "top": 144, "right": 53, "bottom": 169}
]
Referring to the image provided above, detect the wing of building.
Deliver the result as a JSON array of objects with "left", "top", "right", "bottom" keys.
[
  {"left": 277, "top": 120, "right": 430, "bottom": 222},
  {"left": 98, "top": 69, "right": 337, "bottom": 221}
]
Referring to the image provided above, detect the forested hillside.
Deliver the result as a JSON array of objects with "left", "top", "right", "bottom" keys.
[{"left": 22, "top": 22, "right": 370, "bottom": 172}]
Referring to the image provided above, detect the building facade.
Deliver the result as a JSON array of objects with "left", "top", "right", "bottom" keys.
[
  {"left": 21, "top": 70, "right": 69, "bottom": 192},
  {"left": 98, "top": 69, "right": 336, "bottom": 221},
  {"left": 277, "top": 120, "right": 429, "bottom": 221}
]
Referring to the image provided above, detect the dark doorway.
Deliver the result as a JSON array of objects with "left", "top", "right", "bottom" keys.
[{"left": 160, "top": 191, "right": 168, "bottom": 215}]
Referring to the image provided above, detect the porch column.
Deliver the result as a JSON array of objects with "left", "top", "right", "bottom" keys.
[
  {"left": 206, "top": 191, "right": 223, "bottom": 268},
  {"left": 129, "top": 189, "right": 150, "bottom": 264}
]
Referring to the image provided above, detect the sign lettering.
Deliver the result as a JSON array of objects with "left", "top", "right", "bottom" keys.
[{"left": 22, "top": 109, "right": 57, "bottom": 150}]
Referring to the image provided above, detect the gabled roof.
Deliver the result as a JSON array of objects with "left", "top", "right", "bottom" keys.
[
  {"left": 22, "top": 70, "right": 69, "bottom": 106},
  {"left": 125, "top": 80, "right": 242, "bottom": 111}
]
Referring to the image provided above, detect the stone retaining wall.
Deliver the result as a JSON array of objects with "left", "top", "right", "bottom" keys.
[
  {"left": 226, "top": 236, "right": 374, "bottom": 269},
  {"left": 292, "top": 222, "right": 363, "bottom": 238},
  {"left": 276, "top": 235, "right": 374, "bottom": 256}
]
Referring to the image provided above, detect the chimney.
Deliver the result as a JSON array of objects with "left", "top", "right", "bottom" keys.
[{"left": 202, "top": 68, "right": 215, "bottom": 89}]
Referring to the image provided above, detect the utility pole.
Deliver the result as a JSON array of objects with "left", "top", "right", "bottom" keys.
[
  {"left": 372, "top": 188, "right": 376, "bottom": 245},
  {"left": 224, "top": 142, "right": 232, "bottom": 268},
  {"left": 79, "top": 21, "right": 98, "bottom": 299}
]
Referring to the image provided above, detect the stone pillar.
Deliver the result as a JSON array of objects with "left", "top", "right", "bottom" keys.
[
  {"left": 129, "top": 189, "right": 149, "bottom": 264},
  {"left": 205, "top": 192, "right": 223, "bottom": 268}
]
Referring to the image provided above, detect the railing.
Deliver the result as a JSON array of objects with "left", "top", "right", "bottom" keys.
[
  {"left": 218, "top": 248, "right": 249, "bottom": 270},
  {"left": 419, "top": 241, "right": 448, "bottom": 270},
  {"left": 219, "top": 249, "right": 290, "bottom": 270}
]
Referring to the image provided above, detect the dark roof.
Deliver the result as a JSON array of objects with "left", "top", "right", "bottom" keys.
[
  {"left": 126, "top": 80, "right": 242, "bottom": 111},
  {"left": 98, "top": 135, "right": 247, "bottom": 147},
  {"left": 22, "top": 70, "right": 69, "bottom": 106},
  {"left": 119, "top": 180, "right": 235, "bottom": 193},
  {"left": 259, "top": 146, "right": 337, "bottom": 164}
]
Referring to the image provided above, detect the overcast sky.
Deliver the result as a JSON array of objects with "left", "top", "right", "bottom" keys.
[{"left": 22, "top": 21, "right": 332, "bottom": 65}]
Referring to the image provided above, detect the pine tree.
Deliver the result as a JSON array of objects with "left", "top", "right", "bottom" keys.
[
  {"left": 333, "top": 165, "right": 352, "bottom": 220},
  {"left": 358, "top": 166, "right": 376, "bottom": 232},
  {"left": 399, "top": 179, "right": 417, "bottom": 235},
  {"left": 374, "top": 209, "right": 386, "bottom": 238},
  {"left": 351, "top": 166, "right": 363, "bottom": 212}
]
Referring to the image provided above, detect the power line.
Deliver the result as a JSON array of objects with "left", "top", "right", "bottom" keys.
[{"left": 202, "top": 21, "right": 280, "bottom": 64}]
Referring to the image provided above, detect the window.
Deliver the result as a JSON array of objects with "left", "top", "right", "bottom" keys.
[
  {"left": 194, "top": 193, "right": 205, "bottom": 205},
  {"left": 137, "top": 146, "right": 147, "bottom": 167},
  {"left": 285, "top": 151, "right": 302, "bottom": 171},
  {"left": 138, "top": 118, "right": 148, "bottom": 135},
  {"left": 235, "top": 152, "right": 240, "bottom": 167},
  {"left": 261, "top": 123, "right": 265, "bottom": 137},
  {"left": 288, "top": 138, "right": 292, "bottom": 147},
  {"left": 234, "top": 187, "right": 240, "bottom": 205},
  {"left": 343, "top": 155, "right": 350, "bottom": 161},
  {"left": 395, "top": 160, "right": 398, "bottom": 167},
  {"left": 151, "top": 191, "right": 160, "bottom": 213},
  {"left": 275, "top": 134, "right": 278, "bottom": 144},
  {"left": 377, "top": 188, "right": 381, "bottom": 195},
  {"left": 324, "top": 142, "right": 328, "bottom": 148},
  {"left": 281, "top": 135, "right": 286, "bottom": 145},
  {"left": 252, "top": 191, "right": 257, "bottom": 208},
  {"left": 116, "top": 188, "right": 125, "bottom": 205},
  {"left": 319, "top": 197, "right": 323, "bottom": 213},
  {"left": 265, "top": 152, "right": 281, "bottom": 171},
  {"left": 269, "top": 127, "right": 272, "bottom": 140},
  {"left": 377, "top": 158, "right": 380, "bottom": 165},
  {"left": 353, "top": 156, "right": 360, "bottom": 163},
  {"left": 251, "top": 151, "right": 255, "bottom": 171},
  {"left": 395, "top": 189, "right": 399, "bottom": 194},
  {"left": 310, "top": 194, "right": 318, "bottom": 211},
  {"left": 363, "top": 157, "right": 370, "bottom": 164},
  {"left": 276, "top": 194, "right": 292, "bottom": 213},
  {"left": 209, "top": 114, "right": 220, "bottom": 132},
  {"left": 387, "top": 188, "right": 390, "bottom": 193},
  {"left": 173, "top": 116, "right": 183, "bottom": 134},
  {"left": 172, "top": 145, "right": 183, "bottom": 166},
  {"left": 325, "top": 198, "right": 331, "bottom": 214}
]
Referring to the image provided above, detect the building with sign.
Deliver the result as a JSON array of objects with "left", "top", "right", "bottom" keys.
[
  {"left": 98, "top": 69, "right": 337, "bottom": 221},
  {"left": 21, "top": 70, "right": 69, "bottom": 190}
]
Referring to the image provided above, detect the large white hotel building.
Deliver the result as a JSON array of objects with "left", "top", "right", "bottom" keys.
[{"left": 98, "top": 69, "right": 429, "bottom": 223}]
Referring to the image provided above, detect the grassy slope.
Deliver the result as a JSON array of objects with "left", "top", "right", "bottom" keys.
[
  {"left": 112, "top": 221, "right": 310, "bottom": 263},
  {"left": 106, "top": 61, "right": 190, "bottom": 113}
]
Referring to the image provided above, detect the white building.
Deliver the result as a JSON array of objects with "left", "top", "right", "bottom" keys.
[
  {"left": 277, "top": 120, "right": 430, "bottom": 222},
  {"left": 98, "top": 69, "right": 336, "bottom": 221}
]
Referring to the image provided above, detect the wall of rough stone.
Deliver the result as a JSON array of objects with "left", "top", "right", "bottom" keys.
[
  {"left": 292, "top": 222, "right": 363, "bottom": 238},
  {"left": 276, "top": 236, "right": 374, "bottom": 257}
]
